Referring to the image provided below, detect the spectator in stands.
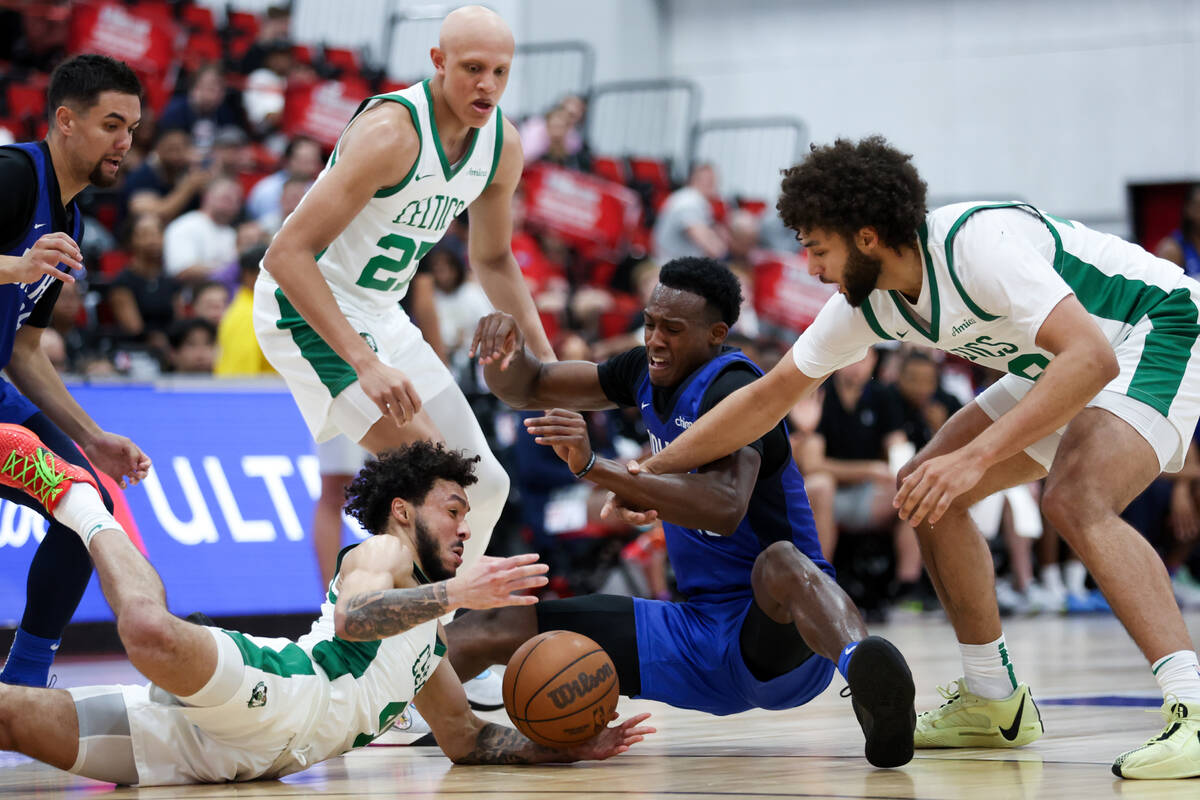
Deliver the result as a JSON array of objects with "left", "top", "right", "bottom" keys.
[
  {"left": 47, "top": 281, "right": 90, "bottom": 371},
  {"left": 215, "top": 245, "right": 274, "bottom": 376},
  {"left": 520, "top": 95, "right": 586, "bottom": 163},
  {"left": 246, "top": 136, "right": 323, "bottom": 224},
  {"left": 889, "top": 350, "right": 961, "bottom": 453},
  {"left": 238, "top": 5, "right": 293, "bottom": 73},
  {"left": 538, "top": 107, "right": 590, "bottom": 173},
  {"left": 0, "top": 0, "right": 68, "bottom": 73},
  {"left": 725, "top": 209, "right": 761, "bottom": 270},
  {"left": 209, "top": 125, "right": 255, "bottom": 178},
  {"left": 39, "top": 328, "right": 67, "bottom": 373},
  {"left": 123, "top": 127, "right": 209, "bottom": 224},
  {"left": 188, "top": 281, "right": 231, "bottom": 329},
  {"left": 429, "top": 247, "right": 492, "bottom": 360},
  {"left": 652, "top": 162, "right": 727, "bottom": 262},
  {"left": 243, "top": 40, "right": 293, "bottom": 142},
  {"left": 1156, "top": 183, "right": 1200, "bottom": 277},
  {"left": 158, "top": 63, "right": 243, "bottom": 154},
  {"left": 166, "top": 318, "right": 217, "bottom": 374},
  {"left": 812, "top": 349, "right": 922, "bottom": 614},
  {"left": 107, "top": 213, "right": 179, "bottom": 353},
  {"left": 163, "top": 176, "right": 241, "bottom": 282}
]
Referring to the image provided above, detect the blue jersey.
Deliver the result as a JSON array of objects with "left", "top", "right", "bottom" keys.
[
  {"left": 0, "top": 142, "right": 78, "bottom": 369},
  {"left": 637, "top": 349, "right": 832, "bottom": 598}
]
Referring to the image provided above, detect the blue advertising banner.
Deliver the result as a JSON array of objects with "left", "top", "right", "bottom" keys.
[{"left": 0, "top": 382, "right": 368, "bottom": 624}]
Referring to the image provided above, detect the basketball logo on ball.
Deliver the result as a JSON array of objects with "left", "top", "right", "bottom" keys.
[{"left": 502, "top": 630, "right": 620, "bottom": 748}]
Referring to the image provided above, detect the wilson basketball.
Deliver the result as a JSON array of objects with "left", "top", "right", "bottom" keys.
[{"left": 502, "top": 630, "right": 619, "bottom": 748}]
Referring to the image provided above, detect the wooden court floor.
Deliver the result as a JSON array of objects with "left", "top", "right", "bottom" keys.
[{"left": 0, "top": 611, "right": 1197, "bottom": 799}]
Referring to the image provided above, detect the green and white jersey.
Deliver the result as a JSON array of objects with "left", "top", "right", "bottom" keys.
[
  {"left": 273, "top": 79, "right": 503, "bottom": 313},
  {"left": 294, "top": 544, "right": 446, "bottom": 756},
  {"left": 792, "top": 202, "right": 1200, "bottom": 420}
]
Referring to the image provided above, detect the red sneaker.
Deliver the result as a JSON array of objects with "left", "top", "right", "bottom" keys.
[{"left": 0, "top": 424, "right": 98, "bottom": 514}]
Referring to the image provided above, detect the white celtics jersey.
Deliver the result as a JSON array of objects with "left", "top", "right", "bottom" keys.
[
  {"left": 305, "top": 79, "right": 502, "bottom": 312},
  {"left": 294, "top": 544, "right": 446, "bottom": 757},
  {"left": 793, "top": 202, "right": 1200, "bottom": 419}
]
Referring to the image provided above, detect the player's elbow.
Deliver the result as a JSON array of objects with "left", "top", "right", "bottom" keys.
[
  {"left": 333, "top": 612, "right": 365, "bottom": 642},
  {"left": 702, "top": 488, "right": 749, "bottom": 535}
]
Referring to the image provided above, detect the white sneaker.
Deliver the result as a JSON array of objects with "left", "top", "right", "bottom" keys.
[
  {"left": 995, "top": 579, "right": 1030, "bottom": 617},
  {"left": 1023, "top": 581, "right": 1064, "bottom": 615},
  {"left": 369, "top": 704, "right": 436, "bottom": 746},
  {"left": 464, "top": 668, "right": 504, "bottom": 711}
]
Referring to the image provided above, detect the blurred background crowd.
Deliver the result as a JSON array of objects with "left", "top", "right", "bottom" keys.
[{"left": 2, "top": 0, "right": 1199, "bottom": 622}]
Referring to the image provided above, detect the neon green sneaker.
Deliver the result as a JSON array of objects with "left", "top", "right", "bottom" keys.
[
  {"left": 1112, "top": 700, "right": 1200, "bottom": 779},
  {"left": 914, "top": 679, "right": 1043, "bottom": 748}
]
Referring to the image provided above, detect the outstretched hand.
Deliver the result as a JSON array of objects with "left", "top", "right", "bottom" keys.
[
  {"left": 561, "top": 712, "right": 655, "bottom": 761},
  {"left": 524, "top": 409, "right": 593, "bottom": 475},
  {"left": 84, "top": 431, "right": 151, "bottom": 489},
  {"left": 446, "top": 553, "right": 549, "bottom": 609},
  {"left": 471, "top": 311, "right": 524, "bottom": 369}
]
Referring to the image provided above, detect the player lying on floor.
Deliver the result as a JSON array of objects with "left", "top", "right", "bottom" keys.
[
  {"left": 449, "top": 258, "right": 916, "bottom": 769},
  {"left": 0, "top": 431, "right": 653, "bottom": 786}
]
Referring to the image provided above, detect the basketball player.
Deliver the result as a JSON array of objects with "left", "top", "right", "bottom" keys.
[
  {"left": 0, "top": 428, "right": 652, "bottom": 786},
  {"left": 450, "top": 258, "right": 917, "bottom": 769},
  {"left": 636, "top": 137, "right": 1200, "bottom": 780},
  {"left": 0, "top": 54, "right": 151, "bottom": 687},
  {"left": 255, "top": 4, "right": 551, "bottom": 710}
]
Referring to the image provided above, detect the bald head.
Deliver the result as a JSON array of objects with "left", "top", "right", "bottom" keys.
[{"left": 439, "top": 5, "right": 514, "bottom": 55}]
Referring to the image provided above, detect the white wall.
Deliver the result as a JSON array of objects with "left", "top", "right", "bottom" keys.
[{"left": 660, "top": 0, "right": 1200, "bottom": 230}]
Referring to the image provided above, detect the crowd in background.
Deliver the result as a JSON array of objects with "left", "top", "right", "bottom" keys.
[{"left": 2, "top": 0, "right": 1199, "bottom": 620}]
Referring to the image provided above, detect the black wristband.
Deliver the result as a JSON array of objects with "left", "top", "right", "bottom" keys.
[{"left": 573, "top": 451, "right": 597, "bottom": 479}]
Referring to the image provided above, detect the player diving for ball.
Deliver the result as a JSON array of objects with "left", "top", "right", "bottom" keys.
[
  {"left": 0, "top": 430, "right": 652, "bottom": 786},
  {"left": 448, "top": 257, "right": 917, "bottom": 769}
]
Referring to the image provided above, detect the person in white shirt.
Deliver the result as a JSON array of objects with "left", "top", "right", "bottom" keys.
[
  {"left": 163, "top": 176, "right": 240, "bottom": 283},
  {"left": 652, "top": 163, "right": 727, "bottom": 263},
  {"left": 634, "top": 136, "right": 1200, "bottom": 780}
]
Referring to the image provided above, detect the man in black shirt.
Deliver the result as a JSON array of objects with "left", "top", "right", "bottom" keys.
[
  {"left": 0, "top": 54, "right": 151, "bottom": 687},
  {"left": 447, "top": 258, "right": 916, "bottom": 768}
]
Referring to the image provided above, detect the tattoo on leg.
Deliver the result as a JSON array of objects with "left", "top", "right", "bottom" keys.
[{"left": 342, "top": 583, "right": 450, "bottom": 639}]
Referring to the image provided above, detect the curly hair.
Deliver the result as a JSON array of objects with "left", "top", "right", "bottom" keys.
[
  {"left": 658, "top": 257, "right": 742, "bottom": 326},
  {"left": 48, "top": 54, "right": 142, "bottom": 120},
  {"left": 344, "top": 442, "right": 480, "bottom": 536},
  {"left": 777, "top": 136, "right": 927, "bottom": 250}
]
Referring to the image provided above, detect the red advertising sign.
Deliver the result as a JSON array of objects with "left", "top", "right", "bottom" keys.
[
  {"left": 752, "top": 251, "right": 835, "bottom": 333},
  {"left": 521, "top": 163, "right": 641, "bottom": 257}
]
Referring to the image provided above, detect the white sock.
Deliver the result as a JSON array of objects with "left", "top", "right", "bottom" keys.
[
  {"left": 1152, "top": 650, "right": 1200, "bottom": 705},
  {"left": 52, "top": 484, "right": 121, "bottom": 548},
  {"left": 1040, "top": 563, "right": 1064, "bottom": 595},
  {"left": 1064, "top": 560, "right": 1088, "bottom": 597},
  {"left": 960, "top": 635, "right": 1019, "bottom": 700}
]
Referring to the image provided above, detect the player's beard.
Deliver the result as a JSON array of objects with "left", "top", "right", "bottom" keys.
[
  {"left": 843, "top": 240, "right": 883, "bottom": 307},
  {"left": 88, "top": 157, "right": 118, "bottom": 188},
  {"left": 413, "top": 514, "right": 455, "bottom": 582}
]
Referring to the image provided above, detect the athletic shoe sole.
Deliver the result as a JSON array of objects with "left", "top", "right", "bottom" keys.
[{"left": 847, "top": 636, "right": 917, "bottom": 768}]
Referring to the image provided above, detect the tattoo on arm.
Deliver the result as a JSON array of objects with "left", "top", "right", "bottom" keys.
[
  {"left": 456, "top": 722, "right": 569, "bottom": 765},
  {"left": 342, "top": 582, "right": 450, "bottom": 639}
]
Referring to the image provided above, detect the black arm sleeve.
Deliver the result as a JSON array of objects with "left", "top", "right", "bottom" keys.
[
  {"left": 596, "top": 346, "right": 647, "bottom": 408},
  {"left": 699, "top": 365, "right": 791, "bottom": 475},
  {"left": 0, "top": 148, "right": 38, "bottom": 251}
]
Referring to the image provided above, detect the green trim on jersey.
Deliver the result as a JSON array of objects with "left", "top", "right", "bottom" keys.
[
  {"left": 329, "top": 93, "right": 423, "bottom": 198},
  {"left": 484, "top": 111, "right": 504, "bottom": 190},
  {"left": 1042, "top": 225, "right": 1200, "bottom": 417},
  {"left": 943, "top": 203, "right": 1023, "bottom": 322},
  {"left": 860, "top": 299, "right": 896, "bottom": 341},
  {"left": 887, "top": 224, "right": 940, "bottom": 342},
  {"left": 222, "top": 630, "right": 317, "bottom": 677},
  {"left": 422, "top": 80, "right": 480, "bottom": 181},
  {"left": 434, "top": 633, "right": 447, "bottom": 658},
  {"left": 310, "top": 637, "right": 382, "bottom": 681},
  {"left": 273, "top": 289, "right": 356, "bottom": 398}
]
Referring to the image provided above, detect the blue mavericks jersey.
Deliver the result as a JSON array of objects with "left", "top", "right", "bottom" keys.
[
  {"left": 637, "top": 349, "right": 832, "bottom": 598},
  {"left": 0, "top": 142, "right": 78, "bottom": 369}
]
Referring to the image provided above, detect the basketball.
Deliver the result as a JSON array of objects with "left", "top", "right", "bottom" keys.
[{"left": 502, "top": 631, "right": 619, "bottom": 748}]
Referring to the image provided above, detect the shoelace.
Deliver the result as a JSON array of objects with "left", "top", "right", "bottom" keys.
[
  {"left": 1135, "top": 695, "right": 1190, "bottom": 746},
  {"left": 1, "top": 447, "right": 67, "bottom": 506},
  {"left": 935, "top": 680, "right": 964, "bottom": 708}
]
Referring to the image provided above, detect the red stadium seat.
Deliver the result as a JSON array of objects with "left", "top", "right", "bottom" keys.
[
  {"left": 181, "top": 4, "right": 216, "bottom": 33},
  {"left": 291, "top": 44, "right": 314, "bottom": 65},
  {"left": 6, "top": 83, "right": 46, "bottom": 120},
  {"left": 182, "top": 32, "right": 224, "bottom": 72},
  {"left": 98, "top": 250, "right": 130, "bottom": 278},
  {"left": 227, "top": 10, "right": 260, "bottom": 37},
  {"left": 323, "top": 47, "right": 361, "bottom": 76},
  {"left": 591, "top": 155, "right": 627, "bottom": 185},
  {"left": 738, "top": 197, "right": 768, "bottom": 215},
  {"left": 628, "top": 156, "right": 671, "bottom": 193}
]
